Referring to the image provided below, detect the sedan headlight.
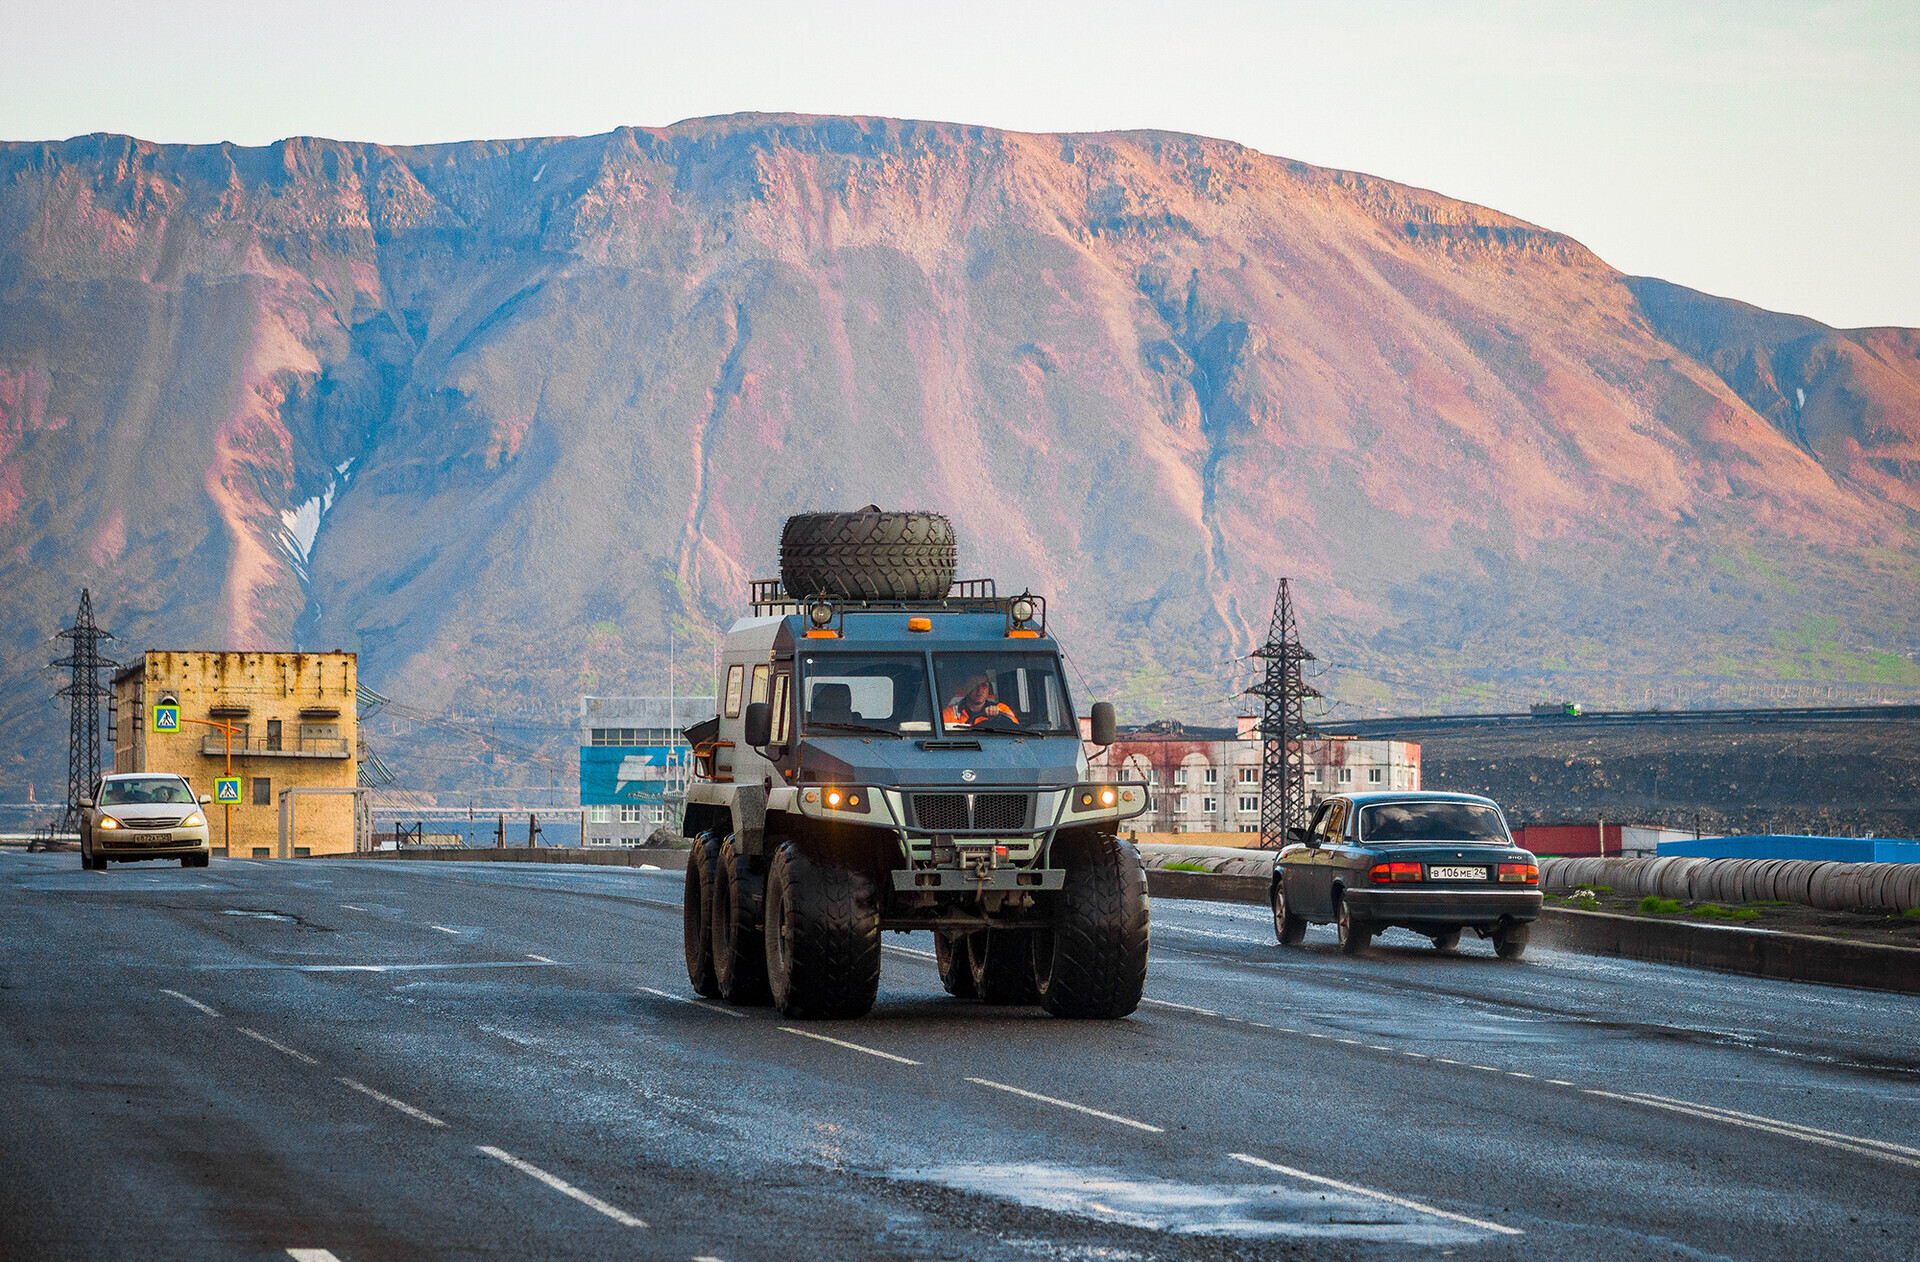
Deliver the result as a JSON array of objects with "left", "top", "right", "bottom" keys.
[
  {"left": 182, "top": 812, "right": 206, "bottom": 828},
  {"left": 98, "top": 815, "right": 121, "bottom": 830}
]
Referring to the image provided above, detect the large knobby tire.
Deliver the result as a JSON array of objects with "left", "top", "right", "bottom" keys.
[
  {"left": 1335, "top": 893, "right": 1373, "bottom": 955},
  {"left": 935, "top": 932, "right": 977, "bottom": 999},
  {"left": 1034, "top": 831, "right": 1149, "bottom": 1019},
  {"left": 779, "top": 507, "right": 956, "bottom": 602},
  {"left": 711, "top": 837, "right": 771, "bottom": 1005},
  {"left": 683, "top": 833, "right": 722, "bottom": 998},
  {"left": 763, "top": 842, "right": 881, "bottom": 1019},
  {"left": 1272, "top": 878, "right": 1308, "bottom": 946},
  {"left": 969, "top": 929, "right": 1041, "bottom": 1005}
]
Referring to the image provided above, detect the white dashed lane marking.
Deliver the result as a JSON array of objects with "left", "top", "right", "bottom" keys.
[
  {"left": 1231, "top": 1152, "right": 1523, "bottom": 1236},
  {"left": 160, "top": 988, "right": 220, "bottom": 1016},
  {"left": 238, "top": 1028, "right": 318, "bottom": 1065},
  {"left": 478, "top": 1146, "right": 647, "bottom": 1227},
  {"left": 638, "top": 986, "right": 746, "bottom": 1017},
  {"left": 780, "top": 1027, "right": 921, "bottom": 1064},
  {"left": 338, "top": 1077, "right": 448, "bottom": 1127},
  {"left": 429, "top": 924, "right": 461, "bottom": 935},
  {"left": 966, "top": 1078, "right": 1164, "bottom": 1133},
  {"left": 287, "top": 1250, "right": 343, "bottom": 1261}
]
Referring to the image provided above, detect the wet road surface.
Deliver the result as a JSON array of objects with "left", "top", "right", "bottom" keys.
[{"left": 1, "top": 850, "right": 1914, "bottom": 1260}]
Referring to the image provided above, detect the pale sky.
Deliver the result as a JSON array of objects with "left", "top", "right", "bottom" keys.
[{"left": 6, "top": 0, "right": 1916, "bottom": 328}]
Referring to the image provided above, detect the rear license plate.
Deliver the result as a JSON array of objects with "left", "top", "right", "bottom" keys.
[{"left": 1429, "top": 865, "right": 1486, "bottom": 881}]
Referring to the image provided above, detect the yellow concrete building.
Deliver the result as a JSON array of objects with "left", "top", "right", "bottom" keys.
[{"left": 112, "top": 651, "right": 365, "bottom": 858}]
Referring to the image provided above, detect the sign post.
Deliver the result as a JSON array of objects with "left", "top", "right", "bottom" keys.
[{"left": 176, "top": 714, "right": 243, "bottom": 858}]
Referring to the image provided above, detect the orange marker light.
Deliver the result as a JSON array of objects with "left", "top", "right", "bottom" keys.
[
  {"left": 826, "top": 789, "right": 843, "bottom": 808},
  {"left": 1099, "top": 788, "right": 1116, "bottom": 806},
  {"left": 908, "top": 617, "right": 932, "bottom": 632}
]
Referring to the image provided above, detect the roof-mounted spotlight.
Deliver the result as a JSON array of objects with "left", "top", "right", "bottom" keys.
[
  {"left": 1010, "top": 595, "right": 1035, "bottom": 625},
  {"left": 808, "top": 599, "right": 835, "bottom": 628}
]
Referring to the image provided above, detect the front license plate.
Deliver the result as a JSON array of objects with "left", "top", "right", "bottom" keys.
[
  {"left": 1429, "top": 865, "right": 1487, "bottom": 881},
  {"left": 140, "top": 833, "right": 173, "bottom": 845}
]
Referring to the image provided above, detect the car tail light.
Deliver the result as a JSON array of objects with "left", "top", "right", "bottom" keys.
[
  {"left": 1369, "top": 861, "right": 1422, "bottom": 883},
  {"left": 1498, "top": 863, "right": 1539, "bottom": 884}
]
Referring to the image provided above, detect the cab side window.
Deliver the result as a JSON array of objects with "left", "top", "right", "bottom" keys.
[{"left": 770, "top": 673, "right": 791, "bottom": 745}]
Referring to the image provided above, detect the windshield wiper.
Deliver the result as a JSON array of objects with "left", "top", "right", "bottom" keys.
[{"left": 805, "top": 721, "right": 905, "bottom": 739}]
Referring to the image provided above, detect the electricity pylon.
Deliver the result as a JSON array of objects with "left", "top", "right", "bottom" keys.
[{"left": 1248, "top": 578, "right": 1318, "bottom": 849}]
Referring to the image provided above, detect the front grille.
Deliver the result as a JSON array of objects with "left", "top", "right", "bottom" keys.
[
  {"left": 912, "top": 794, "right": 969, "bottom": 831},
  {"left": 126, "top": 817, "right": 183, "bottom": 829},
  {"left": 973, "top": 794, "right": 1028, "bottom": 831},
  {"left": 909, "top": 792, "right": 1031, "bottom": 832}
]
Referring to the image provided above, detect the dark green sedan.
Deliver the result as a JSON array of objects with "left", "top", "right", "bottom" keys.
[{"left": 1269, "top": 792, "right": 1541, "bottom": 958}]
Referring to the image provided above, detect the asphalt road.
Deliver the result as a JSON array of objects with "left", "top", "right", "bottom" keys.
[{"left": 2, "top": 850, "right": 1914, "bottom": 1261}]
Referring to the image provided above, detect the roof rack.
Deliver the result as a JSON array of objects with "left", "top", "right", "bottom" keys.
[{"left": 749, "top": 578, "right": 1046, "bottom": 637}]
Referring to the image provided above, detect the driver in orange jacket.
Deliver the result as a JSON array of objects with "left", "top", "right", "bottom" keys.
[{"left": 943, "top": 675, "right": 1017, "bottom": 728}]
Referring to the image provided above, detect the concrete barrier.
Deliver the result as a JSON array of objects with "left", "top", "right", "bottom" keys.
[{"left": 1533, "top": 907, "right": 1920, "bottom": 995}]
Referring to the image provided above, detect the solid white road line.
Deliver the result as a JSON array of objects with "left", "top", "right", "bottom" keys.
[
  {"left": 1229, "top": 1153, "right": 1523, "bottom": 1236},
  {"left": 780, "top": 1027, "right": 921, "bottom": 1064},
  {"left": 238, "top": 1028, "right": 318, "bottom": 1065},
  {"left": 198, "top": 961, "right": 558, "bottom": 973},
  {"left": 1586, "top": 1089, "right": 1920, "bottom": 1170},
  {"left": 477, "top": 1146, "right": 647, "bottom": 1227},
  {"left": 638, "top": 986, "right": 747, "bottom": 1018},
  {"left": 1627, "top": 1091, "right": 1920, "bottom": 1160},
  {"left": 1140, "top": 997, "right": 1221, "bottom": 1017},
  {"left": 286, "top": 1250, "right": 343, "bottom": 1261},
  {"left": 160, "top": 988, "right": 221, "bottom": 1017},
  {"left": 430, "top": 924, "right": 461, "bottom": 935},
  {"left": 526, "top": 954, "right": 556, "bottom": 963},
  {"left": 338, "top": 1077, "right": 448, "bottom": 1127},
  {"left": 965, "top": 1078, "right": 1164, "bottom": 1133}
]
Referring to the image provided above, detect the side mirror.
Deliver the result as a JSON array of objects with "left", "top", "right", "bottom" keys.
[
  {"left": 1089, "top": 701, "right": 1116, "bottom": 747},
  {"left": 78, "top": 797, "right": 94, "bottom": 809},
  {"left": 742, "top": 701, "right": 772, "bottom": 748},
  {"left": 1287, "top": 825, "right": 1308, "bottom": 845},
  {"left": 198, "top": 794, "right": 212, "bottom": 805}
]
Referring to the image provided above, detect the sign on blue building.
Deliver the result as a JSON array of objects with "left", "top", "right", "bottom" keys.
[{"left": 579, "top": 746, "right": 682, "bottom": 806}]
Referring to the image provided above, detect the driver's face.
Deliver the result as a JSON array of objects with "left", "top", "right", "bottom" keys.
[{"left": 966, "top": 680, "right": 990, "bottom": 703}]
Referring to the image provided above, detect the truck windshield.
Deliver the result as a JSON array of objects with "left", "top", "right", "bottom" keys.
[
  {"left": 100, "top": 777, "right": 194, "bottom": 806},
  {"left": 1360, "top": 802, "right": 1509, "bottom": 844},
  {"left": 800, "top": 653, "right": 936, "bottom": 735},
  {"left": 934, "top": 652, "right": 1073, "bottom": 734}
]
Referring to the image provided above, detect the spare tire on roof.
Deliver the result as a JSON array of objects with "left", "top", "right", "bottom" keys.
[{"left": 779, "top": 506, "right": 957, "bottom": 602}]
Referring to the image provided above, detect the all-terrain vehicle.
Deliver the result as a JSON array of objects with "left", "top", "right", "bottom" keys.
[{"left": 680, "top": 507, "right": 1151, "bottom": 1020}]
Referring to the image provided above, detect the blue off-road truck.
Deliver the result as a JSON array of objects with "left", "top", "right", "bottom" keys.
[{"left": 680, "top": 508, "right": 1151, "bottom": 1020}]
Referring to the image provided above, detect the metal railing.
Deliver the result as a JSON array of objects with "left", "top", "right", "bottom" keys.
[{"left": 201, "top": 735, "right": 352, "bottom": 758}]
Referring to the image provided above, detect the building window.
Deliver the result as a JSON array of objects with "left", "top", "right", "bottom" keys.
[
  {"left": 253, "top": 776, "right": 272, "bottom": 806},
  {"left": 266, "top": 718, "right": 282, "bottom": 751},
  {"left": 589, "top": 805, "right": 611, "bottom": 824},
  {"left": 1239, "top": 767, "right": 1258, "bottom": 784},
  {"left": 651, "top": 804, "right": 665, "bottom": 825},
  {"left": 589, "top": 836, "right": 613, "bottom": 847},
  {"left": 1338, "top": 768, "right": 1353, "bottom": 784},
  {"left": 591, "top": 728, "right": 681, "bottom": 747},
  {"left": 1177, "top": 797, "right": 1192, "bottom": 814},
  {"left": 1239, "top": 824, "right": 1258, "bottom": 833},
  {"left": 1202, "top": 797, "right": 1218, "bottom": 813},
  {"left": 1306, "top": 768, "right": 1321, "bottom": 783},
  {"left": 1148, "top": 769, "right": 1160, "bottom": 785},
  {"left": 1174, "top": 768, "right": 1188, "bottom": 786},
  {"left": 1368, "top": 768, "right": 1383, "bottom": 784},
  {"left": 1239, "top": 796, "right": 1258, "bottom": 813},
  {"left": 620, "top": 804, "right": 643, "bottom": 824},
  {"left": 1203, "top": 767, "right": 1218, "bottom": 785}
]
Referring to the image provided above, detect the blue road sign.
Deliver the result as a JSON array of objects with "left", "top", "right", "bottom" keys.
[
  {"left": 152, "top": 705, "right": 179, "bottom": 732},
  {"left": 215, "top": 777, "right": 242, "bottom": 804}
]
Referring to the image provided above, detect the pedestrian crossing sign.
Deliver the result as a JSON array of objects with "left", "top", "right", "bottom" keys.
[
  {"left": 152, "top": 705, "right": 179, "bottom": 732},
  {"left": 215, "top": 777, "right": 242, "bottom": 804}
]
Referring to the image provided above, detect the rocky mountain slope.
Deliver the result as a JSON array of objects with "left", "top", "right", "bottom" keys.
[{"left": 2, "top": 115, "right": 1916, "bottom": 794}]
